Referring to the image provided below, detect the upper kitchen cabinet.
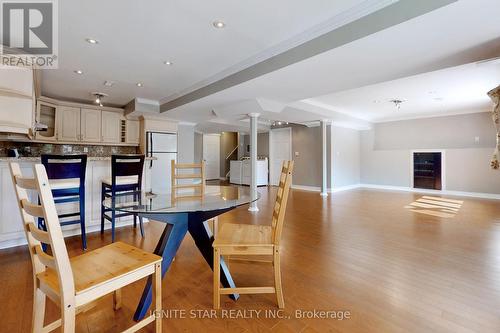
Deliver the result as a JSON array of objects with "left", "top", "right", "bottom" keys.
[
  {"left": 101, "top": 111, "right": 122, "bottom": 143},
  {"left": 126, "top": 120, "right": 140, "bottom": 144},
  {"left": 81, "top": 108, "right": 102, "bottom": 142},
  {"left": 0, "top": 64, "right": 35, "bottom": 135},
  {"left": 35, "top": 101, "right": 57, "bottom": 141},
  {"left": 57, "top": 106, "right": 81, "bottom": 141}
]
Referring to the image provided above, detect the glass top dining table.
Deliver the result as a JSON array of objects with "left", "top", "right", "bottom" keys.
[{"left": 103, "top": 185, "right": 259, "bottom": 321}]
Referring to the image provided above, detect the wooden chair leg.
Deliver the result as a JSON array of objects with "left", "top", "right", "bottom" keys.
[
  {"left": 212, "top": 217, "right": 218, "bottom": 239},
  {"left": 113, "top": 289, "right": 122, "bottom": 310},
  {"left": 32, "top": 288, "right": 45, "bottom": 333},
  {"left": 213, "top": 247, "right": 221, "bottom": 309},
  {"left": 153, "top": 263, "right": 162, "bottom": 333},
  {"left": 61, "top": 303, "right": 76, "bottom": 333},
  {"left": 273, "top": 247, "right": 285, "bottom": 309}
]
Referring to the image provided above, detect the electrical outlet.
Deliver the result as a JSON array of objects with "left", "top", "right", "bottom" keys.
[
  {"left": 474, "top": 136, "right": 480, "bottom": 143},
  {"left": 294, "top": 151, "right": 299, "bottom": 157},
  {"left": 83, "top": 147, "right": 89, "bottom": 153}
]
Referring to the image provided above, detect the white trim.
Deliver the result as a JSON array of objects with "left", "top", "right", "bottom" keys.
[
  {"left": 359, "top": 184, "right": 500, "bottom": 200},
  {"left": 269, "top": 127, "right": 292, "bottom": 186},
  {"left": 178, "top": 121, "right": 197, "bottom": 126},
  {"left": 291, "top": 184, "right": 321, "bottom": 192},
  {"left": 410, "top": 150, "right": 446, "bottom": 190},
  {"left": 330, "top": 184, "right": 362, "bottom": 193}
]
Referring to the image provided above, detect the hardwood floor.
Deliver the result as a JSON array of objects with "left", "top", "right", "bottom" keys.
[{"left": 1, "top": 187, "right": 500, "bottom": 332}]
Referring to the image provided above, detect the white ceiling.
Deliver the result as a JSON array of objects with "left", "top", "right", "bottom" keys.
[
  {"left": 42, "top": 0, "right": 374, "bottom": 105},
  {"left": 158, "top": 0, "right": 500, "bottom": 131},
  {"left": 306, "top": 60, "right": 500, "bottom": 122},
  {"left": 40, "top": 0, "right": 500, "bottom": 132}
]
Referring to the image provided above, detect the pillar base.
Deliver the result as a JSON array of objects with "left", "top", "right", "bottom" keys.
[
  {"left": 320, "top": 192, "right": 328, "bottom": 197},
  {"left": 248, "top": 206, "right": 259, "bottom": 212}
]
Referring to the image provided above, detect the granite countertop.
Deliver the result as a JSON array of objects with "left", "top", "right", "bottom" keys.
[{"left": 0, "top": 156, "right": 156, "bottom": 162}]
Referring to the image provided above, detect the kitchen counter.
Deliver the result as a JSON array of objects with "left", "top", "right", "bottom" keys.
[{"left": 0, "top": 156, "right": 156, "bottom": 162}]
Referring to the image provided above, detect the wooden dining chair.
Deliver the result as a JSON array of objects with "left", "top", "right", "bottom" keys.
[
  {"left": 171, "top": 160, "right": 219, "bottom": 234},
  {"left": 212, "top": 160, "right": 294, "bottom": 309},
  {"left": 10, "top": 162, "right": 162, "bottom": 333}
]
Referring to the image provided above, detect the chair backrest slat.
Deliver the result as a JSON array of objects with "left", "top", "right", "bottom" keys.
[
  {"left": 272, "top": 160, "right": 294, "bottom": 245},
  {"left": 9, "top": 162, "right": 75, "bottom": 307},
  {"left": 171, "top": 160, "right": 206, "bottom": 201}
]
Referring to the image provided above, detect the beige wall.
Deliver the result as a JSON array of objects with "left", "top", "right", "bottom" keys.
[
  {"left": 290, "top": 124, "right": 322, "bottom": 187},
  {"left": 361, "top": 112, "right": 500, "bottom": 194}
]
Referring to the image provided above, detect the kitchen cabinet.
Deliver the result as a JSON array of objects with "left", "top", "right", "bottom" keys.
[
  {"left": 126, "top": 120, "right": 140, "bottom": 144},
  {"left": 101, "top": 111, "right": 122, "bottom": 143},
  {"left": 35, "top": 101, "right": 57, "bottom": 141},
  {"left": 57, "top": 106, "right": 80, "bottom": 141},
  {"left": 0, "top": 64, "right": 35, "bottom": 135},
  {"left": 81, "top": 108, "right": 101, "bottom": 142}
]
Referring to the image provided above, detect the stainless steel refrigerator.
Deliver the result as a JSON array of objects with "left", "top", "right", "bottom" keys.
[{"left": 146, "top": 132, "right": 177, "bottom": 194}]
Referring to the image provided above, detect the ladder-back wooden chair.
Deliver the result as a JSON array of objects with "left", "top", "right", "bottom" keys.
[
  {"left": 10, "top": 163, "right": 162, "bottom": 333},
  {"left": 171, "top": 160, "right": 221, "bottom": 236},
  {"left": 171, "top": 160, "right": 205, "bottom": 201},
  {"left": 212, "top": 160, "right": 294, "bottom": 309}
]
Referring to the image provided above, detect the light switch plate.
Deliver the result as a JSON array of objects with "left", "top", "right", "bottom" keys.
[{"left": 294, "top": 151, "right": 299, "bottom": 157}]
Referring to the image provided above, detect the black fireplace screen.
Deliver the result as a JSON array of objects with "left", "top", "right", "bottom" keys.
[{"left": 413, "top": 152, "right": 442, "bottom": 190}]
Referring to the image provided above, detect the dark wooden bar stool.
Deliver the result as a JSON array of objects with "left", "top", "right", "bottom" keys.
[
  {"left": 40, "top": 154, "right": 88, "bottom": 249},
  {"left": 101, "top": 154, "right": 145, "bottom": 242}
]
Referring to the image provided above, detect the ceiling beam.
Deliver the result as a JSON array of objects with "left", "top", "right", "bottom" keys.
[{"left": 160, "top": 0, "right": 457, "bottom": 113}]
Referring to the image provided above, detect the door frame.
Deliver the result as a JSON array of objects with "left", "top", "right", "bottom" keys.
[
  {"left": 269, "top": 127, "right": 292, "bottom": 186},
  {"left": 202, "top": 133, "right": 221, "bottom": 180}
]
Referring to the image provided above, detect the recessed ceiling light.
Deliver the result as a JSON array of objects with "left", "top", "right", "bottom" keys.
[
  {"left": 85, "top": 38, "right": 99, "bottom": 44},
  {"left": 163, "top": 60, "right": 173, "bottom": 66},
  {"left": 136, "top": 82, "right": 143, "bottom": 87},
  {"left": 74, "top": 70, "right": 83, "bottom": 75},
  {"left": 212, "top": 20, "right": 225, "bottom": 29},
  {"left": 103, "top": 80, "right": 115, "bottom": 87}
]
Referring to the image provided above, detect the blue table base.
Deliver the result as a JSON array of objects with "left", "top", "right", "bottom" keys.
[{"left": 133, "top": 208, "right": 239, "bottom": 321}]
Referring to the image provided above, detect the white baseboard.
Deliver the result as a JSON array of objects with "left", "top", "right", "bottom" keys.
[
  {"left": 0, "top": 218, "right": 148, "bottom": 250},
  {"left": 291, "top": 182, "right": 500, "bottom": 200},
  {"left": 291, "top": 184, "right": 321, "bottom": 192},
  {"left": 359, "top": 184, "right": 500, "bottom": 200}
]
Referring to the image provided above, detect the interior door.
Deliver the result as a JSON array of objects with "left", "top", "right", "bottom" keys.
[
  {"left": 203, "top": 134, "right": 220, "bottom": 180},
  {"left": 269, "top": 128, "right": 292, "bottom": 185}
]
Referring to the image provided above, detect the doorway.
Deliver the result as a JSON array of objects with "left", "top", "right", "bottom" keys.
[
  {"left": 203, "top": 134, "right": 221, "bottom": 180},
  {"left": 269, "top": 127, "right": 292, "bottom": 186}
]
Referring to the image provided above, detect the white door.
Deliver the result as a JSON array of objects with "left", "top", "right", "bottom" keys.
[
  {"left": 101, "top": 111, "right": 121, "bottom": 143},
  {"left": 81, "top": 108, "right": 101, "bottom": 142},
  {"left": 57, "top": 106, "right": 81, "bottom": 141},
  {"left": 269, "top": 127, "right": 292, "bottom": 185},
  {"left": 203, "top": 134, "right": 220, "bottom": 180}
]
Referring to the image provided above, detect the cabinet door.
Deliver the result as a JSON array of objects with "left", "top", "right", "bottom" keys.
[
  {"left": 125, "top": 120, "right": 140, "bottom": 144},
  {"left": 35, "top": 102, "right": 58, "bottom": 141},
  {"left": 81, "top": 108, "right": 102, "bottom": 142},
  {"left": 101, "top": 111, "right": 121, "bottom": 143},
  {"left": 57, "top": 106, "right": 81, "bottom": 141}
]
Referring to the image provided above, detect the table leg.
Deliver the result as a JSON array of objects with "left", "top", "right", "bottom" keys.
[
  {"left": 134, "top": 213, "right": 188, "bottom": 321},
  {"left": 188, "top": 211, "right": 239, "bottom": 301}
]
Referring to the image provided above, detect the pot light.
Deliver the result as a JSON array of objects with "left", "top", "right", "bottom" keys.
[
  {"left": 212, "top": 20, "right": 226, "bottom": 28},
  {"left": 163, "top": 60, "right": 173, "bottom": 66},
  {"left": 103, "top": 80, "right": 115, "bottom": 87},
  {"left": 74, "top": 70, "right": 83, "bottom": 75},
  {"left": 86, "top": 38, "right": 99, "bottom": 44},
  {"left": 136, "top": 82, "right": 143, "bottom": 87}
]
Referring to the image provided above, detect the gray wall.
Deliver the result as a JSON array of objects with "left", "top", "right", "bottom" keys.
[
  {"left": 331, "top": 126, "right": 360, "bottom": 188},
  {"left": 290, "top": 124, "right": 322, "bottom": 187},
  {"left": 194, "top": 131, "right": 203, "bottom": 163},
  {"left": 241, "top": 133, "right": 269, "bottom": 157},
  {"left": 361, "top": 112, "right": 500, "bottom": 194},
  {"left": 177, "top": 124, "right": 195, "bottom": 163}
]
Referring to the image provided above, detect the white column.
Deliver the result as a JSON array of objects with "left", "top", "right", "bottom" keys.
[
  {"left": 321, "top": 120, "right": 328, "bottom": 196},
  {"left": 248, "top": 113, "right": 260, "bottom": 211}
]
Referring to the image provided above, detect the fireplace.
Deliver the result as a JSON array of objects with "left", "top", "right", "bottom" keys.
[{"left": 413, "top": 152, "right": 442, "bottom": 190}]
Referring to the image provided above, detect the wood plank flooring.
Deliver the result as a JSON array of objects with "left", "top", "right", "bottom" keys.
[{"left": 1, "top": 187, "right": 500, "bottom": 332}]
